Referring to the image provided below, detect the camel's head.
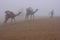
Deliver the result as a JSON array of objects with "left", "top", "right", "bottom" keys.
[
  {"left": 33, "top": 9, "right": 39, "bottom": 13},
  {"left": 16, "top": 11, "right": 22, "bottom": 16},
  {"left": 36, "top": 9, "right": 39, "bottom": 11},
  {"left": 18, "top": 11, "right": 22, "bottom": 14}
]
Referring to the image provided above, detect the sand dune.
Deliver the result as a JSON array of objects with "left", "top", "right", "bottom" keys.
[{"left": 0, "top": 17, "right": 60, "bottom": 40}]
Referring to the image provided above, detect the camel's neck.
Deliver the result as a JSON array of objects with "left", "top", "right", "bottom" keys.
[
  {"left": 33, "top": 9, "right": 38, "bottom": 14},
  {"left": 15, "top": 12, "right": 22, "bottom": 17}
]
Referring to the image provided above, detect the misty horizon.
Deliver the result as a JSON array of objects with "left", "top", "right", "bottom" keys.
[{"left": 0, "top": 0, "right": 60, "bottom": 23}]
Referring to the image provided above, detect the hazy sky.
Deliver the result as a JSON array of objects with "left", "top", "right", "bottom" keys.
[{"left": 0, "top": 0, "right": 60, "bottom": 22}]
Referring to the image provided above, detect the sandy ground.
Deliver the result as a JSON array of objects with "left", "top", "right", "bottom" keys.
[{"left": 0, "top": 17, "right": 60, "bottom": 40}]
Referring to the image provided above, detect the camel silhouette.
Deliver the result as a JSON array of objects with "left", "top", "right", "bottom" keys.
[
  {"left": 25, "top": 7, "right": 38, "bottom": 20},
  {"left": 50, "top": 10, "right": 54, "bottom": 18},
  {"left": 4, "top": 10, "right": 22, "bottom": 23}
]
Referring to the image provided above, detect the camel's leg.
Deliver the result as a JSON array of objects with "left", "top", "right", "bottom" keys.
[
  {"left": 30, "top": 15, "right": 34, "bottom": 20},
  {"left": 25, "top": 15, "right": 29, "bottom": 20},
  {"left": 13, "top": 18, "right": 15, "bottom": 23},
  {"left": 11, "top": 18, "right": 13, "bottom": 23},
  {"left": 30, "top": 15, "right": 32, "bottom": 20},
  {"left": 4, "top": 19, "right": 8, "bottom": 23},
  {"left": 4, "top": 17, "right": 8, "bottom": 23},
  {"left": 11, "top": 18, "right": 15, "bottom": 23},
  {"left": 33, "top": 14, "right": 34, "bottom": 20}
]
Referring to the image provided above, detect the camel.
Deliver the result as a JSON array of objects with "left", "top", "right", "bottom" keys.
[
  {"left": 25, "top": 7, "right": 39, "bottom": 20},
  {"left": 4, "top": 10, "right": 22, "bottom": 23},
  {"left": 49, "top": 9, "right": 54, "bottom": 18},
  {"left": 50, "top": 10, "right": 54, "bottom": 18}
]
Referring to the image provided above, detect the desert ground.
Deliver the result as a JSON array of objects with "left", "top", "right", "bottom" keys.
[{"left": 0, "top": 17, "right": 60, "bottom": 40}]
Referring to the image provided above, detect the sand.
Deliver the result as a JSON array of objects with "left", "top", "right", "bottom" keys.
[{"left": 0, "top": 17, "right": 60, "bottom": 40}]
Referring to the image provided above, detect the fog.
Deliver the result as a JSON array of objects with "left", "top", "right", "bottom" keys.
[{"left": 0, "top": 0, "right": 60, "bottom": 23}]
